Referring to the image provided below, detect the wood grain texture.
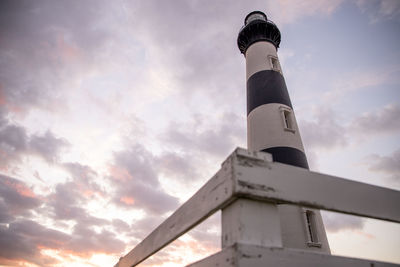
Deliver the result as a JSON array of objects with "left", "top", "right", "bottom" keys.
[
  {"left": 187, "top": 244, "right": 399, "bottom": 267},
  {"left": 114, "top": 148, "right": 400, "bottom": 267},
  {"left": 116, "top": 156, "right": 235, "bottom": 267},
  {"left": 232, "top": 152, "right": 400, "bottom": 223}
]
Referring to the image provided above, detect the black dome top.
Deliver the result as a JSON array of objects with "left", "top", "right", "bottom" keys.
[{"left": 237, "top": 11, "right": 281, "bottom": 54}]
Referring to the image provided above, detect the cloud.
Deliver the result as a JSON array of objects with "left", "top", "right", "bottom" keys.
[
  {"left": 378, "top": 0, "right": 400, "bottom": 18},
  {"left": 0, "top": 118, "right": 69, "bottom": 168},
  {"left": 109, "top": 144, "right": 179, "bottom": 214},
  {"left": 64, "top": 223, "right": 125, "bottom": 256},
  {"left": 0, "top": 221, "right": 61, "bottom": 267},
  {"left": 364, "top": 148, "right": 400, "bottom": 182},
  {"left": 356, "top": 0, "right": 400, "bottom": 22},
  {"left": 0, "top": 105, "right": 69, "bottom": 168},
  {"left": 0, "top": 0, "right": 115, "bottom": 116},
  {"left": 43, "top": 163, "right": 108, "bottom": 228},
  {"left": 0, "top": 219, "right": 125, "bottom": 266},
  {"left": 300, "top": 107, "right": 347, "bottom": 151},
  {"left": 0, "top": 123, "right": 28, "bottom": 168},
  {"left": 112, "top": 219, "right": 131, "bottom": 233},
  {"left": 61, "top": 162, "right": 104, "bottom": 197},
  {"left": 29, "top": 131, "right": 69, "bottom": 163},
  {"left": 349, "top": 104, "right": 400, "bottom": 136},
  {"left": 156, "top": 152, "right": 200, "bottom": 183},
  {"left": 0, "top": 200, "right": 14, "bottom": 223},
  {"left": 267, "top": 0, "right": 345, "bottom": 25},
  {"left": 162, "top": 112, "right": 245, "bottom": 158},
  {"left": 47, "top": 182, "right": 107, "bottom": 226},
  {"left": 120, "top": 0, "right": 250, "bottom": 109},
  {"left": 299, "top": 103, "right": 400, "bottom": 170},
  {"left": 300, "top": 103, "right": 400, "bottom": 154},
  {"left": 322, "top": 211, "right": 365, "bottom": 233},
  {"left": 128, "top": 215, "right": 165, "bottom": 241},
  {"left": 0, "top": 174, "right": 42, "bottom": 216},
  {"left": 187, "top": 212, "right": 220, "bottom": 250},
  {"left": 1, "top": 1, "right": 398, "bottom": 266},
  {"left": 324, "top": 67, "right": 400, "bottom": 102},
  {"left": 0, "top": 171, "right": 124, "bottom": 266}
]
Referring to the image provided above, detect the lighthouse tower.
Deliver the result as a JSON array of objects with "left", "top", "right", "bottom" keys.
[{"left": 237, "top": 11, "right": 330, "bottom": 252}]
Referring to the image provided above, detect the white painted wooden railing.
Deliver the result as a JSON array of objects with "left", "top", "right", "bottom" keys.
[{"left": 114, "top": 148, "right": 400, "bottom": 267}]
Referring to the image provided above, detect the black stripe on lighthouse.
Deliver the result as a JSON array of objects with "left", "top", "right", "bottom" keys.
[
  {"left": 247, "top": 70, "right": 293, "bottom": 115},
  {"left": 262, "top": 146, "right": 309, "bottom": 169},
  {"left": 246, "top": 68, "right": 309, "bottom": 169}
]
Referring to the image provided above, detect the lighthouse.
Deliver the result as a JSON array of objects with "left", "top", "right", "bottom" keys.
[{"left": 237, "top": 11, "right": 331, "bottom": 252}]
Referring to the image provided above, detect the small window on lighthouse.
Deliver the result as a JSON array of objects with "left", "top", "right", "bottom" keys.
[
  {"left": 304, "top": 210, "right": 322, "bottom": 247},
  {"left": 280, "top": 107, "right": 295, "bottom": 133},
  {"left": 283, "top": 111, "right": 291, "bottom": 128},
  {"left": 269, "top": 56, "right": 281, "bottom": 73}
]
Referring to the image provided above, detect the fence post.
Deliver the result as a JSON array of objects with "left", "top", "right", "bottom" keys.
[{"left": 221, "top": 198, "right": 282, "bottom": 248}]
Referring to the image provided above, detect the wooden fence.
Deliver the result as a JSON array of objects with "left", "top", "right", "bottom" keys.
[{"left": 114, "top": 148, "right": 400, "bottom": 267}]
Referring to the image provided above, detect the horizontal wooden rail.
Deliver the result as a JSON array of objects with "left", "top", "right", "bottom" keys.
[
  {"left": 187, "top": 243, "right": 399, "bottom": 267},
  {"left": 114, "top": 148, "right": 400, "bottom": 267},
  {"left": 232, "top": 150, "right": 400, "bottom": 223},
  {"left": 115, "top": 153, "right": 237, "bottom": 267}
]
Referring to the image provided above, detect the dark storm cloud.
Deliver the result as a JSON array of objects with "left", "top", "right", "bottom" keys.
[{"left": 110, "top": 144, "right": 179, "bottom": 214}]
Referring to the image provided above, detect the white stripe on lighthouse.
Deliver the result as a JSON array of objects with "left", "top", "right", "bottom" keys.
[
  {"left": 247, "top": 103, "right": 305, "bottom": 153},
  {"left": 246, "top": 41, "right": 279, "bottom": 80}
]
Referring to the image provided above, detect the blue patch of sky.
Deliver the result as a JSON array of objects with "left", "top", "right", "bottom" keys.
[
  {"left": 283, "top": 2, "right": 400, "bottom": 73},
  {"left": 337, "top": 83, "right": 399, "bottom": 120},
  {"left": 281, "top": 1, "right": 399, "bottom": 122}
]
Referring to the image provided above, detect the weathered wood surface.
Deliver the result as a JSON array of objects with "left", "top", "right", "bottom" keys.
[
  {"left": 187, "top": 243, "right": 399, "bottom": 267},
  {"left": 186, "top": 245, "right": 235, "bottom": 267},
  {"left": 221, "top": 198, "right": 282, "bottom": 248},
  {"left": 115, "top": 157, "right": 235, "bottom": 267},
  {"left": 232, "top": 151, "right": 400, "bottom": 223},
  {"left": 114, "top": 147, "right": 400, "bottom": 267}
]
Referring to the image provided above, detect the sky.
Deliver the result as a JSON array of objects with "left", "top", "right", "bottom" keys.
[{"left": 0, "top": 0, "right": 399, "bottom": 266}]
